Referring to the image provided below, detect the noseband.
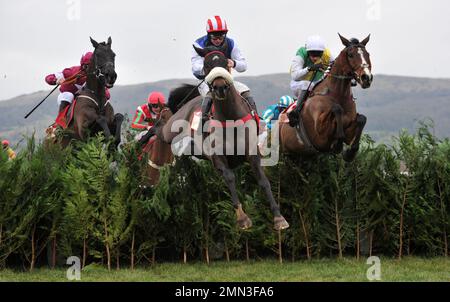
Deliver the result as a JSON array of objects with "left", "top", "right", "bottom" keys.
[{"left": 90, "top": 51, "right": 114, "bottom": 81}]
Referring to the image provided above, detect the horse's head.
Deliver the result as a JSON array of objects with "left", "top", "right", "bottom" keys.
[
  {"left": 193, "top": 45, "right": 233, "bottom": 100},
  {"left": 338, "top": 34, "right": 373, "bottom": 89},
  {"left": 90, "top": 37, "right": 117, "bottom": 88}
]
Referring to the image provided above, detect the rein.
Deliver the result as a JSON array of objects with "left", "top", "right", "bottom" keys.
[{"left": 176, "top": 80, "right": 205, "bottom": 109}]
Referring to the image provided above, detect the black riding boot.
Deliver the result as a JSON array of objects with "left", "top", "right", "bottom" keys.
[
  {"left": 138, "top": 127, "right": 156, "bottom": 145},
  {"left": 201, "top": 94, "right": 213, "bottom": 123},
  {"left": 58, "top": 101, "right": 71, "bottom": 114},
  {"left": 288, "top": 90, "right": 308, "bottom": 127}
]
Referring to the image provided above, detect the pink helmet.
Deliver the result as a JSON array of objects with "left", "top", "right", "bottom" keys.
[
  {"left": 206, "top": 16, "right": 228, "bottom": 33},
  {"left": 2, "top": 139, "right": 9, "bottom": 147},
  {"left": 147, "top": 92, "right": 166, "bottom": 105},
  {"left": 80, "top": 52, "right": 93, "bottom": 66}
]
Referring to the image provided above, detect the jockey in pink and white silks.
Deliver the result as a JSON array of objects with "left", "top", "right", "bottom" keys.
[
  {"left": 45, "top": 52, "right": 111, "bottom": 127},
  {"left": 191, "top": 15, "right": 259, "bottom": 123}
]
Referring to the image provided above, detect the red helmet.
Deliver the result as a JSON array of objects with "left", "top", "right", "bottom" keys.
[
  {"left": 147, "top": 92, "right": 166, "bottom": 105},
  {"left": 206, "top": 16, "right": 228, "bottom": 33},
  {"left": 2, "top": 139, "right": 9, "bottom": 147},
  {"left": 80, "top": 52, "right": 93, "bottom": 66}
]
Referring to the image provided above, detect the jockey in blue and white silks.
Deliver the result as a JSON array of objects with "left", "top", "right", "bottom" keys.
[
  {"left": 262, "top": 96, "right": 295, "bottom": 130},
  {"left": 191, "top": 15, "right": 258, "bottom": 123},
  {"left": 258, "top": 95, "right": 295, "bottom": 148}
]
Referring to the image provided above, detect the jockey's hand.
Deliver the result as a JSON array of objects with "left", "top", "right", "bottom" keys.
[
  {"left": 56, "top": 78, "right": 65, "bottom": 85},
  {"left": 227, "top": 59, "right": 236, "bottom": 69},
  {"left": 309, "top": 63, "right": 324, "bottom": 72}
]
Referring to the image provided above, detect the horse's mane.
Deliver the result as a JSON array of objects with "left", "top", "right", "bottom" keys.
[{"left": 168, "top": 83, "right": 200, "bottom": 114}]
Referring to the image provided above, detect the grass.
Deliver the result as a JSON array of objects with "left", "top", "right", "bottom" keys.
[{"left": 1, "top": 257, "right": 449, "bottom": 282}]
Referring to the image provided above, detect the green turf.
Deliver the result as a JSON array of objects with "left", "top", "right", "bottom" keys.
[{"left": 1, "top": 257, "right": 449, "bottom": 282}]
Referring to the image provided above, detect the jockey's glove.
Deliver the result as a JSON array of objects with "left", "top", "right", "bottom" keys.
[{"left": 308, "top": 63, "right": 324, "bottom": 72}]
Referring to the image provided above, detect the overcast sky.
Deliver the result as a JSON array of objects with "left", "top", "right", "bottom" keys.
[{"left": 1, "top": 0, "right": 449, "bottom": 101}]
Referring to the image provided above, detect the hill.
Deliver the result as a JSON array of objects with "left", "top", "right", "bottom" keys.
[{"left": 1, "top": 73, "right": 449, "bottom": 145}]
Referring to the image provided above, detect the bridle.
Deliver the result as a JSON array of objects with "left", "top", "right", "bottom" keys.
[
  {"left": 90, "top": 50, "right": 115, "bottom": 82},
  {"left": 203, "top": 50, "right": 231, "bottom": 100},
  {"left": 327, "top": 44, "right": 371, "bottom": 81}
]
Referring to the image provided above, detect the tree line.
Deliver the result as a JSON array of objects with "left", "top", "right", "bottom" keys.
[{"left": 0, "top": 121, "right": 448, "bottom": 271}]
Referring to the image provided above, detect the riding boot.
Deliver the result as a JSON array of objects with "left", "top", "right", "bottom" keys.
[
  {"left": 201, "top": 94, "right": 213, "bottom": 123},
  {"left": 138, "top": 127, "right": 156, "bottom": 146},
  {"left": 58, "top": 101, "right": 70, "bottom": 114},
  {"left": 288, "top": 90, "right": 308, "bottom": 127},
  {"left": 54, "top": 101, "right": 71, "bottom": 126}
]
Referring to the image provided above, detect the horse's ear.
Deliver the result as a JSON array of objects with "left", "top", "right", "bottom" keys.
[
  {"left": 90, "top": 37, "right": 99, "bottom": 48},
  {"left": 107, "top": 36, "right": 112, "bottom": 47},
  {"left": 338, "top": 33, "right": 351, "bottom": 47},
  {"left": 361, "top": 34, "right": 371, "bottom": 46},
  {"left": 193, "top": 45, "right": 207, "bottom": 57}
]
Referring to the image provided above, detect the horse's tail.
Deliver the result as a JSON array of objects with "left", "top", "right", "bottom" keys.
[{"left": 168, "top": 84, "right": 200, "bottom": 114}]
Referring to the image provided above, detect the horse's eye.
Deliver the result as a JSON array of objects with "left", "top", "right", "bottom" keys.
[{"left": 348, "top": 53, "right": 354, "bottom": 58}]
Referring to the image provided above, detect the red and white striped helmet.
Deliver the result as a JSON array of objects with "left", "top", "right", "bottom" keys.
[{"left": 206, "top": 16, "right": 228, "bottom": 33}]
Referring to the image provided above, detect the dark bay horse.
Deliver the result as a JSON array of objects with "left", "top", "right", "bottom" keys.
[
  {"left": 154, "top": 46, "right": 289, "bottom": 231},
  {"left": 279, "top": 34, "right": 372, "bottom": 161},
  {"left": 61, "top": 37, "right": 123, "bottom": 147},
  {"left": 141, "top": 106, "right": 174, "bottom": 186}
]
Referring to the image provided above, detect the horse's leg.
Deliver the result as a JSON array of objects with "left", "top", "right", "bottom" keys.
[
  {"left": 76, "top": 112, "right": 96, "bottom": 141},
  {"left": 107, "top": 110, "right": 124, "bottom": 148},
  {"left": 248, "top": 155, "right": 289, "bottom": 231},
  {"left": 211, "top": 155, "right": 252, "bottom": 230},
  {"left": 343, "top": 113, "right": 367, "bottom": 162},
  {"left": 331, "top": 104, "right": 345, "bottom": 153},
  {"left": 96, "top": 115, "right": 111, "bottom": 139},
  {"left": 110, "top": 113, "right": 124, "bottom": 147}
]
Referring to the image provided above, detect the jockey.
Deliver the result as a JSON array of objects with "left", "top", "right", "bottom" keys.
[
  {"left": 191, "top": 15, "right": 258, "bottom": 123},
  {"left": 262, "top": 95, "right": 295, "bottom": 130},
  {"left": 2, "top": 140, "right": 16, "bottom": 160},
  {"left": 45, "top": 52, "right": 111, "bottom": 127},
  {"left": 288, "top": 35, "right": 335, "bottom": 126},
  {"left": 131, "top": 91, "right": 166, "bottom": 145},
  {"left": 258, "top": 95, "right": 294, "bottom": 148}
]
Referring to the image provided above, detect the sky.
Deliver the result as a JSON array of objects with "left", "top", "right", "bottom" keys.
[{"left": 1, "top": 0, "right": 450, "bottom": 101}]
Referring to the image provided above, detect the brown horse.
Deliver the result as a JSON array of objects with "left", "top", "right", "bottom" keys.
[
  {"left": 154, "top": 45, "right": 289, "bottom": 231},
  {"left": 141, "top": 106, "right": 174, "bottom": 186},
  {"left": 61, "top": 37, "right": 123, "bottom": 147},
  {"left": 280, "top": 34, "right": 372, "bottom": 161}
]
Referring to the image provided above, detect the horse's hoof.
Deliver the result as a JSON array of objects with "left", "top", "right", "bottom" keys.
[
  {"left": 237, "top": 216, "right": 253, "bottom": 230},
  {"left": 115, "top": 114, "right": 124, "bottom": 122},
  {"left": 342, "top": 149, "right": 357, "bottom": 162},
  {"left": 274, "top": 216, "right": 289, "bottom": 231}
]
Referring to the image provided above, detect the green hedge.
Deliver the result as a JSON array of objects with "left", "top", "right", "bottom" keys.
[{"left": 0, "top": 122, "right": 449, "bottom": 270}]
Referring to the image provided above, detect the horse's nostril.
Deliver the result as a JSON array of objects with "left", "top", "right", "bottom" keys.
[{"left": 361, "top": 74, "right": 370, "bottom": 82}]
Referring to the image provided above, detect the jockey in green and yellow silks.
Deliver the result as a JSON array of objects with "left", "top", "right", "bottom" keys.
[{"left": 288, "top": 35, "right": 335, "bottom": 127}]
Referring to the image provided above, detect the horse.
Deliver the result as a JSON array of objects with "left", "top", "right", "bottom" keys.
[
  {"left": 140, "top": 106, "right": 174, "bottom": 186},
  {"left": 60, "top": 37, "right": 123, "bottom": 148},
  {"left": 153, "top": 45, "right": 289, "bottom": 231},
  {"left": 279, "top": 34, "right": 372, "bottom": 161}
]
